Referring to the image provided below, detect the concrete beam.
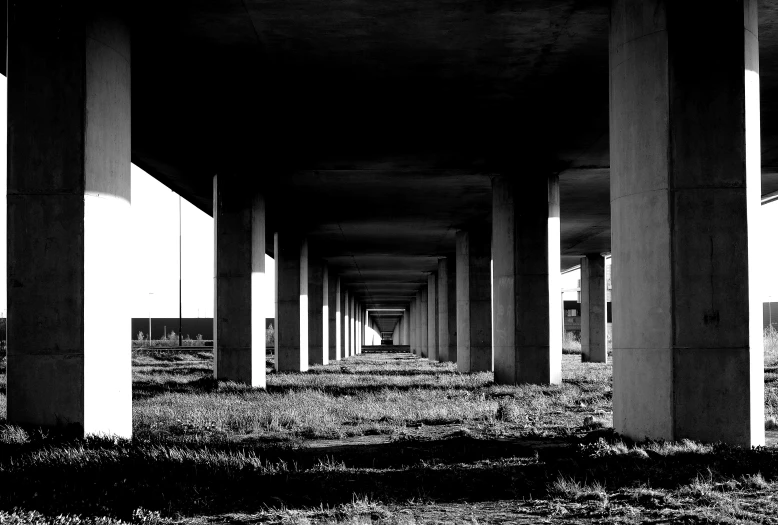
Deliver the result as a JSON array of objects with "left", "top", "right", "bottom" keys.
[
  {"left": 610, "top": 0, "right": 763, "bottom": 445},
  {"left": 492, "top": 175, "right": 562, "bottom": 385},
  {"left": 7, "top": 4, "right": 132, "bottom": 436}
]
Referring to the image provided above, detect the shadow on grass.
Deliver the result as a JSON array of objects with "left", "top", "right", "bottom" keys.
[
  {"left": 133, "top": 375, "right": 493, "bottom": 400},
  {"left": 308, "top": 368, "right": 458, "bottom": 377},
  {"left": 1, "top": 430, "right": 776, "bottom": 520}
]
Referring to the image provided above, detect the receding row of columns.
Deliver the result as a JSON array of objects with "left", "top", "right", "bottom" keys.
[
  {"left": 215, "top": 197, "right": 372, "bottom": 386},
  {"left": 4, "top": 0, "right": 764, "bottom": 446}
]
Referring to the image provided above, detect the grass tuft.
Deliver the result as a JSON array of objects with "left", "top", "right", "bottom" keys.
[{"left": 0, "top": 424, "right": 29, "bottom": 444}]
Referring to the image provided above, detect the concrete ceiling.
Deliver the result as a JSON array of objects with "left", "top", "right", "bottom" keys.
[{"left": 12, "top": 1, "right": 776, "bottom": 309}]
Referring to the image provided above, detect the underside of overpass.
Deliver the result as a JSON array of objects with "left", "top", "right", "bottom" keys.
[{"left": 3, "top": 0, "right": 775, "bottom": 446}]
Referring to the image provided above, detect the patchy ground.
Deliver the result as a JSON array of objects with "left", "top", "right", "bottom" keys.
[{"left": 0, "top": 351, "right": 777, "bottom": 524}]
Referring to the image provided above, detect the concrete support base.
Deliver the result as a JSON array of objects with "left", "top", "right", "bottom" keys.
[
  {"left": 492, "top": 175, "right": 562, "bottom": 385},
  {"left": 7, "top": 4, "right": 132, "bottom": 437},
  {"left": 276, "top": 233, "right": 308, "bottom": 372},
  {"left": 581, "top": 254, "right": 606, "bottom": 363},
  {"left": 456, "top": 229, "right": 493, "bottom": 372},
  {"left": 214, "top": 178, "right": 267, "bottom": 387},
  {"left": 610, "top": 0, "right": 763, "bottom": 445}
]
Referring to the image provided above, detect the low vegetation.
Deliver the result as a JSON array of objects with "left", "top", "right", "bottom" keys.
[{"left": 0, "top": 335, "right": 776, "bottom": 523}]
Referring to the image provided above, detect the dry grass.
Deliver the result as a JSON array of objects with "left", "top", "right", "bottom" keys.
[{"left": 0, "top": 347, "right": 777, "bottom": 523}]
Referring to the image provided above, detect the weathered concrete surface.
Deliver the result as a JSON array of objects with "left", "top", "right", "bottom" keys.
[
  {"left": 7, "top": 4, "right": 131, "bottom": 437},
  {"left": 456, "top": 229, "right": 492, "bottom": 373},
  {"left": 420, "top": 286, "right": 429, "bottom": 358},
  {"left": 277, "top": 234, "right": 308, "bottom": 372},
  {"left": 214, "top": 178, "right": 266, "bottom": 387},
  {"left": 328, "top": 272, "right": 341, "bottom": 361},
  {"left": 427, "top": 274, "right": 438, "bottom": 360},
  {"left": 581, "top": 254, "right": 606, "bottom": 363},
  {"left": 308, "top": 259, "right": 326, "bottom": 365},
  {"left": 492, "top": 175, "right": 562, "bottom": 385},
  {"left": 438, "top": 257, "right": 457, "bottom": 363},
  {"left": 436, "top": 260, "right": 449, "bottom": 362},
  {"left": 403, "top": 309, "right": 411, "bottom": 346},
  {"left": 610, "top": 0, "right": 763, "bottom": 446},
  {"left": 342, "top": 290, "right": 350, "bottom": 358},
  {"left": 350, "top": 296, "right": 356, "bottom": 356}
]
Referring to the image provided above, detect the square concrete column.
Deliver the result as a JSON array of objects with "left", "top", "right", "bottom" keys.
[
  {"left": 329, "top": 273, "right": 341, "bottom": 361},
  {"left": 276, "top": 233, "right": 309, "bottom": 372},
  {"left": 409, "top": 300, "right": 416, "bottom": 353},
  {"left": 610, "top": 0, "right": 763, "bottom": 445},
  {"left": 7, "top": 4, "right": 131, "bottom": 436},
  {"left": 308, "top": 259, "right": 326, "bottom": 366},
  {"left": 403, "top": 309, "right": 411, "bottom": 346},
  {"left": 420, "top": 286, "right": 429, "bottom": 358},
  {"left": 456, "top": 229, "right": 493, "bottom": 372},
  {"left": 341, "top": 285, "right": 351, "bottom": 359},
  {"left": 427, "top": 275, "right": 438, "bottom": 360},
  {"left": 214, "top": 179, "right": 267, "bottom": 388},
  {"left": 492, "top": 175, "right": 562, "bottom": 385},
  {"left": 581, "top": 254, "right": 606, "bottom": 363},
  {"left": 437, "top": 258, "right": 457, "bottom": 362},
  {"left": 350, "top": 296, "right": 356, "bottom": 356},
  {"left": 356, "top": 305, "right": 362, "bottom": 354}
]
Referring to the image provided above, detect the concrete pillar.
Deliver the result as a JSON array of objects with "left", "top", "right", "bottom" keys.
[
  {"left": 393, "top": 322, "right": 400, "bottom": 344},
  {"left": 356, "top": 303, "right": 362, "bottom": 355},
  {"left": 329, "top": 273, "right": 341, "bottom": 361},
  {"left": 350, "top": 296, "right": 356, "bottom": 356},
  {"left": 410, "top": 300, "right": 416, "bottom": 353},
  {"left": 492, "top": 175, "right": 562, "bottom": 385},
  {"left": 341, "top": 284, "right": 351, "bottom": 359},
  {"left": 6, "top": 4, "right": 132, "bottom": 436},
  {"left": 456, "top": 229, "right": 493, "bottom": 372},
  {"left": 308, "top": 260, "right": 326, "bottom": 366},
  {"left": 417, "top": 291, "right": 424, "bottom": 356},
  {"left": 610, "top": 0, "right": 763, "bottom": 445},
  {"left": 437, "top": 258, "right": 457, "bottom": 362},
  {"left": 276, "top": 234, "right": 308, "bottom": 372},
  {"left": 403, "top": 309, "right": 410, "bottom": 346},
  {"left": 213, "top": 179, "right": 267, "bottom": 387},
  {"left": 420, "top": 286, "right": 429, "bottom": 358},
  {"left": 427, "top": 275, "right": 438, "bottom": 360},
  {"left": 581, "top": 254, "right": 606, "bottom": 363}
]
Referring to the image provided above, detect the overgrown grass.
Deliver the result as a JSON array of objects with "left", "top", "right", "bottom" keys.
[{"left": 0, "top": 348, "right": 778, "bottom": 523}]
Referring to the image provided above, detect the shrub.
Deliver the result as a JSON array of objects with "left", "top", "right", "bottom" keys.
[
  {"left": 562, "top": 331, "right": 581, "bottom": 354},
  {"left": 267, "top": 324, "right": 275, "bottom": 347}
]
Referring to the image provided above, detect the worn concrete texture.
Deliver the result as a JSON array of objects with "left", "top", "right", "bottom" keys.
[
  {"left": 610, "top": 0, "right": 763, "bottom": 446},
  {"left": 214, "top": 178, "right": 266, "bottom": 387},
  {"left": 492, "top": 176, "right": 562, "bottom": 385},
  {"left": 7, "top": 4, "right": 132, "bottom": 437},
  {"left": 276, "top": 234, "right": 308, "bottom": 372},
  {"left": 580, "top": 254, "right": 606, "bottom": 363},
  {"left": 456, "top": 229, "right": 492, "bottom": 373}
]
